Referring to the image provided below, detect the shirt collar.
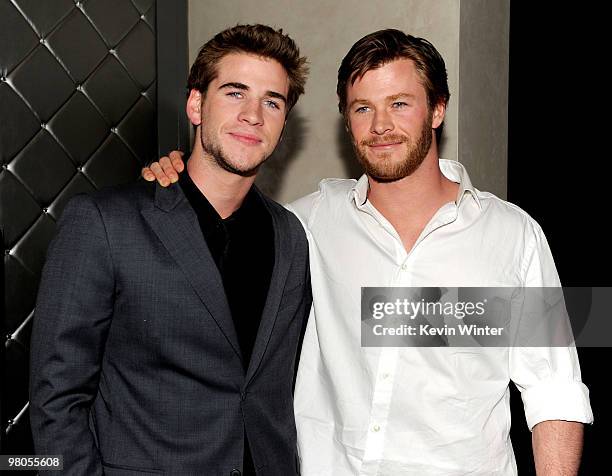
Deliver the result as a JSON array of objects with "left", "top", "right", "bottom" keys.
[
  {"left": 180, "top": 171, "right": 223, "bottom": 229},
  {"left": 439, "top": 159, "right": 482, "bottom": 210},
  {"left": 179, "top": 171, "right": 262, "bottom": 228},
  {"left": 352, "top": 174, "right": 370, "bottom": 208},
  {"left": 351, "top": 159, "right": 482, "bottom": 210}
]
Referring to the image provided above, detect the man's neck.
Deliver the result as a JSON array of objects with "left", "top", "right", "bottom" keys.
[
  {"left": 367, "top": 152, "right": 459, "bottom": 251},
  {"left": 186, "top": 146, "right": 256, "bottom": 219}
]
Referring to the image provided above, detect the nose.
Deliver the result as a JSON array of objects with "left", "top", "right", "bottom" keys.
[
  {"left": 238, "top": 99, "right": 264, "bottom": 126},
  {"left": 370, "top": 110, "right": 393, "bottom": 135}
]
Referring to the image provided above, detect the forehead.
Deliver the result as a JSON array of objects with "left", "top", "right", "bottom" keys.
[
  {"left": 347, "top": 58, "right": 426, "bottom": 101},
  {"left": 214, "top": 53, "right": 289, "bottom": 95}
]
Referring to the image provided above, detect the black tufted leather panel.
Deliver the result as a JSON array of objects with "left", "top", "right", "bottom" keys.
[{"left": 0, "top": 0, "right": 172, "bottom": 457}]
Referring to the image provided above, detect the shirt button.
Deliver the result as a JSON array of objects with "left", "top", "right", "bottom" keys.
[
  {"left": 382, "top": 372, "right": 390, "bottom": 379},
  {"left": 230, "top": 469, "right": 241, "bottom": 476},
  {"left": 373, "top": 424, "right": 380, "bottom": 432},
  {"left": 401, "top": 263, "right": 407, "bottom": 271}
]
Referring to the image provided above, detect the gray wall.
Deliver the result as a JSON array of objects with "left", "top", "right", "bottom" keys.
[
  {"left": 459, "top": 0, "right": 509, "bottom": 199},
  {"left": 188, "top": 0, "right": 509, "bottom": 202}
]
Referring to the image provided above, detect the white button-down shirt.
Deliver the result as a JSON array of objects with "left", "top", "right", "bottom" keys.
[{"left": 287, "top": 160, "right": 593, "bottom": 476}]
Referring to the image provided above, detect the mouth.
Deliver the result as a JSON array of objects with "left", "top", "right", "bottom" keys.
[
  {"left": 228, "top": 132, "right": 263, "bottom": 146},
  {"left": 369, "top": 142, "right": 402, "bottom": 148},
  {"left": 367, "top": 141, "right": 404, "bottom": 152},
  {"left": 363, "top": 135, "right": 407, "bottom": 151}
]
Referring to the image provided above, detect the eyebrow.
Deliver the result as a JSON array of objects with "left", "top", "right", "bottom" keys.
[
  {"left": 266, "top": 91, "right": 287, "bottom": 104},
  {"left": 219, "top": 82, "right": 287, "bottom": 104},
  {"left": 388, "top": 93, "right": 416, "bottom": 102},
  {"left": 219, "top": 82, "right": 249, "bottom": 91},
  {"left": 347, "top": 98, "right": 373, "bottom": 110},
  {"left": 348, "top": 92, "right": 417, "bottom": 110}
]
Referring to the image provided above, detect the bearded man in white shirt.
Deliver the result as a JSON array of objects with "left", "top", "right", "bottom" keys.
[{"left": 145, "top": 29, "right": 592, "bottom": 476}]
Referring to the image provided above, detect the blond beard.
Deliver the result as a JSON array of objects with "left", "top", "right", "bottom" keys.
[{"left": 353, "top": 112, "right": 433, "bottom": 183}]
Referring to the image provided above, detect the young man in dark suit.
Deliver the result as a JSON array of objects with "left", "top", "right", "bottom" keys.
[{"left": 30, "top": 24, "right": 311, "bottom": 476}]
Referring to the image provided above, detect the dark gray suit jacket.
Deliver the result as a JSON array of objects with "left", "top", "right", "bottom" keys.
[{"left": 29, "top": 180, "right": 311, "bottom": 475}]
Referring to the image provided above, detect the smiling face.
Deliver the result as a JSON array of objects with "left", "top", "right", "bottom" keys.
[
  {"left": 345, "top": 58, "right": 445, "bottom": 182},
  {"left": 187, "top": 53, "right": 290, "bottom": 177}
]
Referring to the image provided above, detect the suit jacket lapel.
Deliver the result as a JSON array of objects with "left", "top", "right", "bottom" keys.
[
  {"left": 141, "top": 182, "right": 243, "bottom": 362},
  {"left": 245, "top": 192, "right": 296, "bottom": 385}
]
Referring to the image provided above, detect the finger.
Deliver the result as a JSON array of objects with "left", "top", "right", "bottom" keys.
[
  {"left": 142, "top": 167, "right": 155, "bottom": 181},
  {"left": 169, "top": 150, "right": 185, "bottom": 172},
  {"left": 160, "top": 157, "right": 179, "bottom": 183},
  {"left": 149, "top": 162, "right": 170, "bottom": 187}
]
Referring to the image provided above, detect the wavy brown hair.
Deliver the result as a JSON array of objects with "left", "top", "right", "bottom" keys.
[
  {"left": 188, "top": 24, "right": 308, "bottom": 112},
  {"left": 337, "top": 29, "right": 450, "bottom": 116}
]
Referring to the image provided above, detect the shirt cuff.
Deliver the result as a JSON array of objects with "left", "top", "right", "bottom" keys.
[{"left": 521, "top": 378, "right": 594, "bottom": 431}]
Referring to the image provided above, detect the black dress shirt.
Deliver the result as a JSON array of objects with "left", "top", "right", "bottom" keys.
[
  {"left": 180, "top": 172, "right": 274, "bottom": 368},
  {"left": 180, "top": 172, "right": 274, "bottom": 475}
]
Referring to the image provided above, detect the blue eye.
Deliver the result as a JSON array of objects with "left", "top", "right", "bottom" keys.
[
  {"left": 227, "top": 91, "right": 243, "bottom": 98},
  {"left": 264, "top": 99, "right": 280, "bottom": 110},
  {"left": 392, "top": 101, "right": 408, "bottom": 108},
  {"left": 355, "top": 106, "right": 370, "bottom": 113}
]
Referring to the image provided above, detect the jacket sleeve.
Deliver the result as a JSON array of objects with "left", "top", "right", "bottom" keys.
[{"left": 29, "top": 194, "right": 115, "bottom": 475}]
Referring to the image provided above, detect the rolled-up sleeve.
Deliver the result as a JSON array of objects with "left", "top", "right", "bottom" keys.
[
  {"left": 510, "top": 221, "right": 594, "bottom": 431},
  {"left": 511, "top": 347, "right": 593, "bottom": 430}
]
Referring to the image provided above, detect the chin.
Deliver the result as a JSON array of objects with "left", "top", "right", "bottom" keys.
[{"left": 225, "top": 156, "right": 268, "bottom": 177}]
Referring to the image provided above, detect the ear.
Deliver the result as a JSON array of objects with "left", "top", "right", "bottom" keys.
[
  {"left": 186, "top": 89, "right": 203, "bottom": 126},
  {"left": 432, "top": 102, "right": 446, "bottom": 129}
]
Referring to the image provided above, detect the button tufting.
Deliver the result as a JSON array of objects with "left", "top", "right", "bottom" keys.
[{"left": 2, "top": 0, "right": 159, "bottom": 437}]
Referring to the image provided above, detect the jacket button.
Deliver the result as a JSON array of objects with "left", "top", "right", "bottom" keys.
[{"left": 230, "top": 470, "right": 241, "bottom": 476}]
